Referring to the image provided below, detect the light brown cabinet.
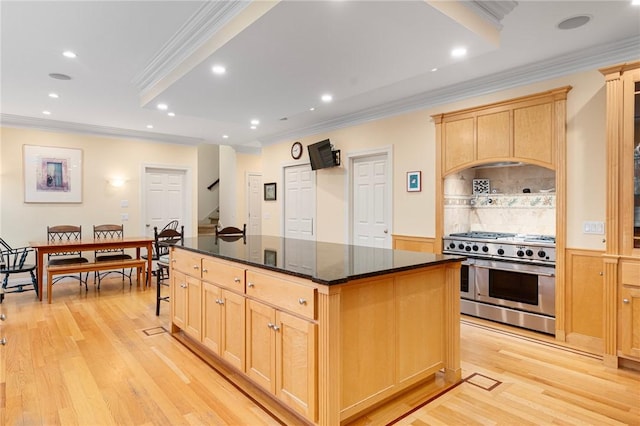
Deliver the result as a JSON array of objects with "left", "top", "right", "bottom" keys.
[
  {"left": 601, "top": 61, "right": 640, "bottom": 367},
  {"left": 434, "top": 87, "right": 570, "bottom": 174}
]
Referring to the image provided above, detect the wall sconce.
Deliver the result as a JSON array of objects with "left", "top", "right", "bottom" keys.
[{"left": 108, "top": 178, "right": 127, "bottom": 187}]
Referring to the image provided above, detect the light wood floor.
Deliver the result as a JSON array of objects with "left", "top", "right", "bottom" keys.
[{"left": 1, "top": 278, "right": 639, "bottom": 425}]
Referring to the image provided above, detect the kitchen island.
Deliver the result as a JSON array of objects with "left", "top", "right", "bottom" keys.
[{"left": 169, "top": 235, "right": 463, "bottom": 425}]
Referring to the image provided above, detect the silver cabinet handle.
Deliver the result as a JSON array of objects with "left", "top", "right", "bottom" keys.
[
  {"left": 193, "top": 265, "right": 199, "bottom": 270},
  {"left": 247, "top": 282, "right": 254, "bottom": 288},
  {"left": 298, "top": 298, "right": 307, "bottom": 305},
  {"left": 218, "top": 299, "right": 224, "bottom": 305},
  {"left": 267, "top": 322, "right": 274, "bottom": 329},
  {"left": 272, "top": 324, "right": 280, "bottom": 332},
  {"left": 171, "top": 259, "right": 176, "bottom": 263},
  {"left": 234, "top": 277, "right": 241, "bottom": 283},
  {"left": 0, "top": 337, "right": 6, "bottom": 345},
  {"left": 180, "top": 283, "right": 187, "bottom": 289},
  {"left": 202, "top": 268, "right": 208, "bottom": 273},
  {"left": 623, "top": 298, "right": 630, "bottom": 304},
  {"left": 0, "top": 313, "right": 6, "bottom": 321}
]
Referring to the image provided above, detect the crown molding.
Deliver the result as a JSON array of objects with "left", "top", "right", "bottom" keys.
[
  {"left": 0, "top": 114, "right": 204, "bottom": 145},
  {"left": 131, "top": 1, "right": 249, "bottom": 94},
  {"left": 464, "top": 1, "right": 518, "bottom": 30},
  {"left": 259, "top": 35, "right": 640, "bottom": 146}
]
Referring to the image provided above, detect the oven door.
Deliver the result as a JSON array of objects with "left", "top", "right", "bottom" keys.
[
  {"left": 474, "top": 259, "right": 555, "bottom": 316},
  {"left": 460, "top": 258, "right": 475, "bottom": 300}
]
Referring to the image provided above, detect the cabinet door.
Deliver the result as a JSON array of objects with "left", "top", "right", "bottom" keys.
[
  {"left": 513, "top": 102, "right": 553, "bottom": 164},
  {"left": 185, "top": 275, "right": 202, "bottom": 340},
  {"left": 275, "top": 310, "right": 317, "bottom": 422},
  {"left": 477, "top": 110, "right": 510, "bottom": 160},
  {"left": 443, "top": 117, "right": 474, "bottom": 172},
  {"left": 246, "top": 299, "right": 276, "bottom": 392},
  {"left": 172, "top": 270, "right": 187, "bottom": 329},
  {"left": 620, "top": 285, "right": 640, "bottom": 359},
  {"left": 221, "top": 289, "right": 245, "bottom": 371},
  {"left": 202, "top": 282, "right": 222, "bottom": 354}
]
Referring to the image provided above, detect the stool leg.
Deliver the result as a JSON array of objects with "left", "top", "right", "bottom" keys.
[{"left": 156, "top": 267, "right": 161, "bottom": 316}]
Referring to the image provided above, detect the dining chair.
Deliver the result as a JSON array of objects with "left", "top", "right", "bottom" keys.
[
  {"left": 154, "top": 225, "right": 184, "bottom": 316},
  {"left": 93, "top": 224, "right": 133, "bottom": 288},
  {"left": 0, "top": 237, "right": 38, "bottom": 301},
  {"left": 46, "top": 225, "right": 89, "bottom": 290},
  {"left": 142, "top": 220, "right": 180, "bottom": 264},
  {"left": 215, "top": 224, "right": 247, "bottom": 243}
]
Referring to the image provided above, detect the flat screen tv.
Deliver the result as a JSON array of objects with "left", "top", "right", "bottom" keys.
[{"left": 308, "top": 139, "right": 336, "bottom": 170}]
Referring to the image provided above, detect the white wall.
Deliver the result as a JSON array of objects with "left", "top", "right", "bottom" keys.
[
  {"left": 235, "top": 67, "right": 609, "bottom": 250},
  {"left": 0, "top": 127, "right": 198, "bottom": 248},
  {"left": 197, "top": 143, "right": 220, "bottom": 223}
]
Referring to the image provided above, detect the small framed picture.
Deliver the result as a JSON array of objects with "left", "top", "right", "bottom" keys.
[
  {"left": 264, "top": 249, "right": 277, "bottom": 266},
  {"left": 407, "top": 171, "right": 421, "bottom": 192},
  {"left": 264, "top": 182, "right": 277, "bottom": 201}
]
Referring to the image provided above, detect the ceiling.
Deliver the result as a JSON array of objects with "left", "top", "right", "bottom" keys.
[{"left": 1, "top": 1, "right": 639, "bottom": 152}]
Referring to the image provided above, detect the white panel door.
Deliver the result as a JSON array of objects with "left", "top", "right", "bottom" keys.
[
  {"left": 248, "top": 173, "right": 262, "bottom": 236},
  {"left": 145, "top": 168, "right": 185, "bottom": 237},
  {"left": 284, "top": 165, "right": 315, "bottom": 240},
  {"left": 352, "top": 154, "right": 390, "bottom": 248}
]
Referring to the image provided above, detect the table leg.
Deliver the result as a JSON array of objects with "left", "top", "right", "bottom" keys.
[
  {"left": 146, "top": 242, "right": 152, "bottom": 289},
  {"left": 37, "top": 249, "right": 44, "bottom": 301}
]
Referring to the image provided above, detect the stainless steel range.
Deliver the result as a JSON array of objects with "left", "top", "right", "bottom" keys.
[{"left": 443, "top": 232, "right": 556, "bottom": 335}]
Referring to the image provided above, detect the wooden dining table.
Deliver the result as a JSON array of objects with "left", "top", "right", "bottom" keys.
[{"left": 29, "top": 236, "right": 154, "bottom": 301}]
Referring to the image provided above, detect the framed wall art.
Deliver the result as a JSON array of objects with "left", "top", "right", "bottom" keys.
[
  {"left": 23, "top": 145, "right": 83, "bottom": 203},
  {"left": 407, "top": 171, "right": 421, "bottom": 192},
  {"left": 264, "top": 249, "right": 277, "bottom": 267},
  {"left": 264, "top": 182, "right": 277, "bottom": 201}
]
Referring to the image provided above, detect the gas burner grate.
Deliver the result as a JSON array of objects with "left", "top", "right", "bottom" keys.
[{"left": 448, "top": 232, "right": 516, "bottom": 240}]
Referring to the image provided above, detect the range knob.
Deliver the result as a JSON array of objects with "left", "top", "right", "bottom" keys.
[
  {"left": 458, "top": 243, "right": 465, "bottom": 250},
  {"left": 482, "top": 246, "right": 489, "bottom": 253},
  {"left": 472, "top": 245, "right": 479, "bottom": 251},
  {"left": 538, "top": 250, "right": 547, "bottom": 258},
  {"left": 465, "top": 245, "right": 472, "bottom": 252},
  {"left": 497, "top": 248, "right": 505, "bottom": 255},
  {"left": 517, "top": 250, "right": 525, "bottom": 257},
  {"left": 448, "top": 242, "right": 456, "bottom": 249},
  {"left": 525, "top": 249, "right": 534, "bottom": 256}
]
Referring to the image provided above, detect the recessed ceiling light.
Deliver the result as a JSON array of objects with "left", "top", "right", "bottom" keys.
[
  {"left": 42, "top": 110, "right": 51, "bottom": 115},
  {"left": 557, "top": 15, "right": 591, "bottom": 30},
  {"left": 633, "top": 0, "right": 640, "bottom": 5},
  {"left": 146, "top": 124, "right": 153, "bottom": 129},
  {"left": 309, "top": 107, "right": 315, "bottom": 111},
  {"left": 167, "top": 112, "right": 175, "bottom": 117},
  {"left": 212, "top": 65, "right": 226, "bottom": 75},
  {"left": 250, "top": 126, "right": 257, "bottom": 130},
  {"left": 49, "top": 73, "right": 71, "bottom": 80},
  {"left": 157, "top": 103, "right": 168, "bottom": 111},
  {"left": 222, "top": 134, "right": 229, "bottom": 139},
  {"left": 431, "top": 68, "right": 438, "bottom": 72},
  {"left": 451, "top": 47, "right": 467, "bottom": 58},
  {"left": 48, "top": 93, "right": 59, "bottom": 98},
  {"left": 62, "top": 51, "right": 77, "bottom": 59},
  {"left": 321, "top": 94, "right": 333, "bottom": 103},
  {"left": 250, "top": 119, "right": 260, "bottom": 125}
]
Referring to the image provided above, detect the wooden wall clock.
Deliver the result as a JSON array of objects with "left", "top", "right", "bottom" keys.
[{"left": 291, "top": 141, "right": 302, "bottom": 159}]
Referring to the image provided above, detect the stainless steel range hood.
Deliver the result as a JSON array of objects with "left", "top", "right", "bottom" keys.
[{"left": 472, "top": 161, "right": 526, "bottom": 169}]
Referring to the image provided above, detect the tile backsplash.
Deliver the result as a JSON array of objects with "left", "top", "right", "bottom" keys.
[{"left": 444, "top": 164, "right": 556, "bottom": 236}]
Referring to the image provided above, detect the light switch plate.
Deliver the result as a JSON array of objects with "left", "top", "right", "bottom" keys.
[
  {"left": 120, "top": 199, "right": 129, "bottom": 208},
  {"left": 121, "top": 213, "right": 129, "bottom": 221}
]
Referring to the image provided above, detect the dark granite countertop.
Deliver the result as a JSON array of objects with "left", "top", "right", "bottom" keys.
[{"left": 174, "top": 235, "right": 464, "bottom": 285}]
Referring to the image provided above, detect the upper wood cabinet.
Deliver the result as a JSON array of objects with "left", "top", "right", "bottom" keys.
[{"left": 434, "top": 87, "right": 571, "bottom": 174}]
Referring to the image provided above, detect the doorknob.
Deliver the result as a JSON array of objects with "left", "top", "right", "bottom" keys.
[
  {"left": 384, "top": 229, "right": 388, "bottom": 234},
  {"left": 145, "top": 224, "right": 150, "bottom": 227}
]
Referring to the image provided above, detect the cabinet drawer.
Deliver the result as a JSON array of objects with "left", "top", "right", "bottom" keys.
[
  {"left": 172, "top": 248, "right": 202, "bottom": 277},
  {"left": 202, "top": 257, "right": 245, "bottom": 293},
  {"left": 246, "top": 270, "right": 316, "bottom": 320},
  {"left": 620, "top": 260, "right": 640, "bottom": 287}
]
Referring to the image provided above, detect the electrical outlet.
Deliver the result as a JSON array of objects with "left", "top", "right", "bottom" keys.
[
  {"left": 121, "top": 213, "right": 129, "bottom": 221},
  {"left": 120, "top": 199, "right": 129, "bottom": 208}
]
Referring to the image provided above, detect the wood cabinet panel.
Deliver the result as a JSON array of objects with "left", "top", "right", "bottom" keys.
[
  {"left": 392, "top": 235, "right": 435, "bottom": 253},
  {"left": 246, "top": 299, "right": 276, "bottom": 392},
  {"left": 202, "top": 257, "right": 245, "bottom": 293},
  {"left": 477, "top": 111, "right": 510, "bottom": 160},
  {"left": 276, "top": 310, "right": 317, "bottom": 421},
  {"left": 172, "top": 249, "right": 202, "bottom": 278},
  {"left": 396, "top": 269, "right": 445, "bottom": 384},
  {"left": 340, "top": 278, "right": 395, "bottom": 410},
  {"left": 621, "top": 261, "right": 640, "bottom": 287},
  {"left": 221, "top": 289, "right": 245, "bottom": 370},
  {"left": 185, "top": 275, "right": 202, "bottom": 340},
  {"left": 246, "top": 270, "right": 316, "bottom": 320},
  {"left": 443, "top": 118, "right": 475, "bottom": 172},
  {"left": 620, "top": 285, "right": 640, "bottom": 359},
  {"left": 514, "top": 103, "right": 553, "bottom": 163},
  {"left": 171, "top": 270, "right": 187, "bottom": 330},
  {"left": 565, "top": 250, "right": 604, "bottom": 352},
  {"left": 202, "top": 282, "right": 222, "bottom": 354}
]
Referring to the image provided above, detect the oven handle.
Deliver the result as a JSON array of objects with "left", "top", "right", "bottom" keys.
[{"left": 474, "top": 264, "right": 555, "bottom": 277}]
